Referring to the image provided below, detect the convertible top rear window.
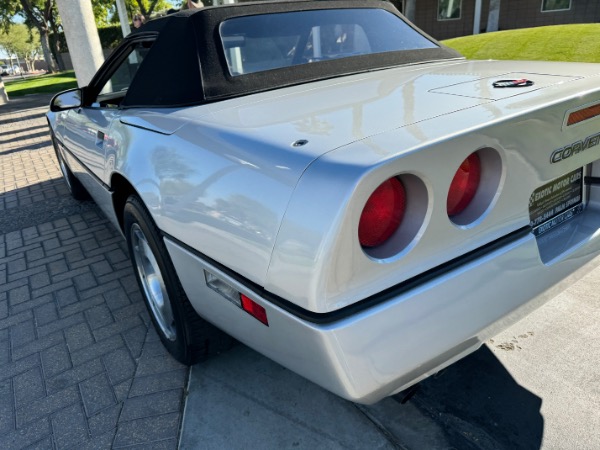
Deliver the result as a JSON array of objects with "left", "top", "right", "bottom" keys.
[
  {"left": 121, "top": 0, "right": 462, "bottom": 108},
  {"left": 220, "top": 9, "right": 438, "bottom": 76}
]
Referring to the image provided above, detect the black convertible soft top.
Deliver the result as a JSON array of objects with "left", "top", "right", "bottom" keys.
[{"left": 121, "top": 0, "right": 462, "bottom": 108}]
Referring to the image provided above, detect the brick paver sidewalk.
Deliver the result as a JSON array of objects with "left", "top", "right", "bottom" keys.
[{"left": 1, "top": 95, "right": 187, "bottom": 449}]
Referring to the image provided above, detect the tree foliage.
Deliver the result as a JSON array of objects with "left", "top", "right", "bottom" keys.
[
  {"left": 91, "top": 0, "right": 175, "bottom": 25},
  {"left": 0, "top": 0, "right": 59, "bottom": 72},
  {"left": 0, "top": 0, "right": 20, "bottom": 31},
  {"left": 130, "top": 0, "right": 172, "bottom": 18},
  {"left": 0, "top": 22, "right": 41, "bottom": 70},
  {"left": 54, "top": 24, "right": 123, "bottom": 51}
]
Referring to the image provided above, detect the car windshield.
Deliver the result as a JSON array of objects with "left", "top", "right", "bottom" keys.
[{"left": 219, "top": 9, "right": 438, "bottom": 76}]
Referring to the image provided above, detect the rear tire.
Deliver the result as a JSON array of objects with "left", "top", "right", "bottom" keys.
[
  {"left": 50, "top": 132, "right": 89, "bottom": 201},
  {"left": 123, "top": 195, "right": 234, "bottom": 364}
]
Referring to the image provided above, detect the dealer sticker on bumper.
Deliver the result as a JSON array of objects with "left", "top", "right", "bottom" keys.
[{"left": 529, "top": 168, "right": 584, "bottom": 236}]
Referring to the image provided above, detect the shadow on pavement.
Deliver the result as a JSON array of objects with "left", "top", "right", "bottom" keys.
[
  {"left": 406, "top": 345, "right": 543, "bottom": 450},
  {"left": 0, "top": 180, "right": 99, "bottom": 234},
  {"left": 0, "top": 112, "right": 48, "bottom": 127},
  {"left": 0, "top": 124, "right": 47, "bottom": 138},
  {"left": 0, "top": 130, "right": 50, "bottom": 146},
  {"left": 181, "top": 341, "right": 544, "bottom": 450}
]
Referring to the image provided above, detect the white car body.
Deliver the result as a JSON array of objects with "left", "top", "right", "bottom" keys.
[{"left": 47, "top": 1, "right": 600, "bottom": 403}]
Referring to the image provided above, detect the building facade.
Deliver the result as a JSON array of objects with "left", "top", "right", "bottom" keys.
[{"left": 399, "top": 0, "right": 600, "bottom": 41}]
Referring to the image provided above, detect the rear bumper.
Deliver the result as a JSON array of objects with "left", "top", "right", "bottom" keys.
[{"left": 166, "top": 205, "right": 600, "bottom": 404}]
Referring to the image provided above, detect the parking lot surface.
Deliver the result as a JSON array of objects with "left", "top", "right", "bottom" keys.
[
  {"left": 180, "top": 276, "right": 600, "bottom": 450},
  {"left": 1, "top": 95, "right": 186, "bottom": 449}
]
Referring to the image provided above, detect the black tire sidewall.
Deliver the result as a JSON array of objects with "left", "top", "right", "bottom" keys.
[{"left": 123, "top": 196, "right": 194, "bottom": 364}]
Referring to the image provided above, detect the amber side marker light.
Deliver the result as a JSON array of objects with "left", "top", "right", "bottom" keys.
[
  {"left": 567, "top": 103, "right": 600, "bottom": 126},
  {"left": 241, "top": 294, "right": 269, "bottom": 326},
  {"left": 205, "top": 271, "right": 269, "bottom": 326}
]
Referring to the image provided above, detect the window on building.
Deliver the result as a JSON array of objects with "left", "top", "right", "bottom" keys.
[
  {"left": 398, "top": 0, "right": 405, "bottom": 14},
  {"left": 542, "top": 0, "right": 571, "bottom": 12},
  {"left": 438, "top": 0, "right": 462, "bottom": 20}
]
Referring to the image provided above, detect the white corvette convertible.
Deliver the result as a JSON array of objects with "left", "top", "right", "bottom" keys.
[{"left": 47, "top": 0, "right": 600, "bottom": 403}]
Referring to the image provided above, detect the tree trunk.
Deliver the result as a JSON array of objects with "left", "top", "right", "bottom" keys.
[
  {"left": 49, "top": 17, "right": 66, "bottom": 72},
  {"left": 39, "top": 27, "right": 59, "bottom": 73},
  {"left": 55, "top": 0, "right": 105, "bottom": 86},
  {"left": 487, "top": 0, "right": 501, "bottom": 32},
  {"left": 49, "top": 32, "right": 66, "bottom": 71}
]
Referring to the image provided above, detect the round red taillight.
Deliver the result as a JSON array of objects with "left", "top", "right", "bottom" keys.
[
  {"left": 359, "top": 178, "right": 406, "bottom": 248},
  {"left": 447, "top": 153, "right": 481, "bottom": 217}
]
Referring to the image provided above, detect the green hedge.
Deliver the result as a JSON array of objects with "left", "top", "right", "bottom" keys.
[{"left": 52, "top": 25, "right": 123, "bottom": 52}]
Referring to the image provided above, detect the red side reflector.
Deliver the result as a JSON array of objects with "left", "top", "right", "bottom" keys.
[
  {"left": 567, "top": 103, "right": 600, "bottom": 126},
  {"left": 240, "top": 294, "right": 269, "bottom": 326}
]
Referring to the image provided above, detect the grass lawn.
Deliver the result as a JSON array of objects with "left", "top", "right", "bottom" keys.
[
  {"left": 442, "top": 24, "right": 600, "bottom": 62},
  {"left": 4, "top": 71, "right": 77, "bottom": 97}
]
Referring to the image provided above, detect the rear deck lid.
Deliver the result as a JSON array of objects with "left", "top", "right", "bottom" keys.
[{"left": 429, "top": 72, "right": 580, "bottom": 100}]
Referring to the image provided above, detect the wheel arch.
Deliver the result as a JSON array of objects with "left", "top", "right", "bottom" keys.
[{"left": 110, "top": 173, "right": 140, "bottom": 233}]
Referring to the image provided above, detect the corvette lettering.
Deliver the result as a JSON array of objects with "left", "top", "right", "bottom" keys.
[{"left": 551, "top": 131, "right": 600, "bottom": 163}]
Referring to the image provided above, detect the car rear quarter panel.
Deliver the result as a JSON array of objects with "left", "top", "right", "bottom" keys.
[
  {"left": 114, "top": 114, "right": 318, "bottom": 285},
  {"left": 267, "top": 70, "right": 600, "bottom": 312}
]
